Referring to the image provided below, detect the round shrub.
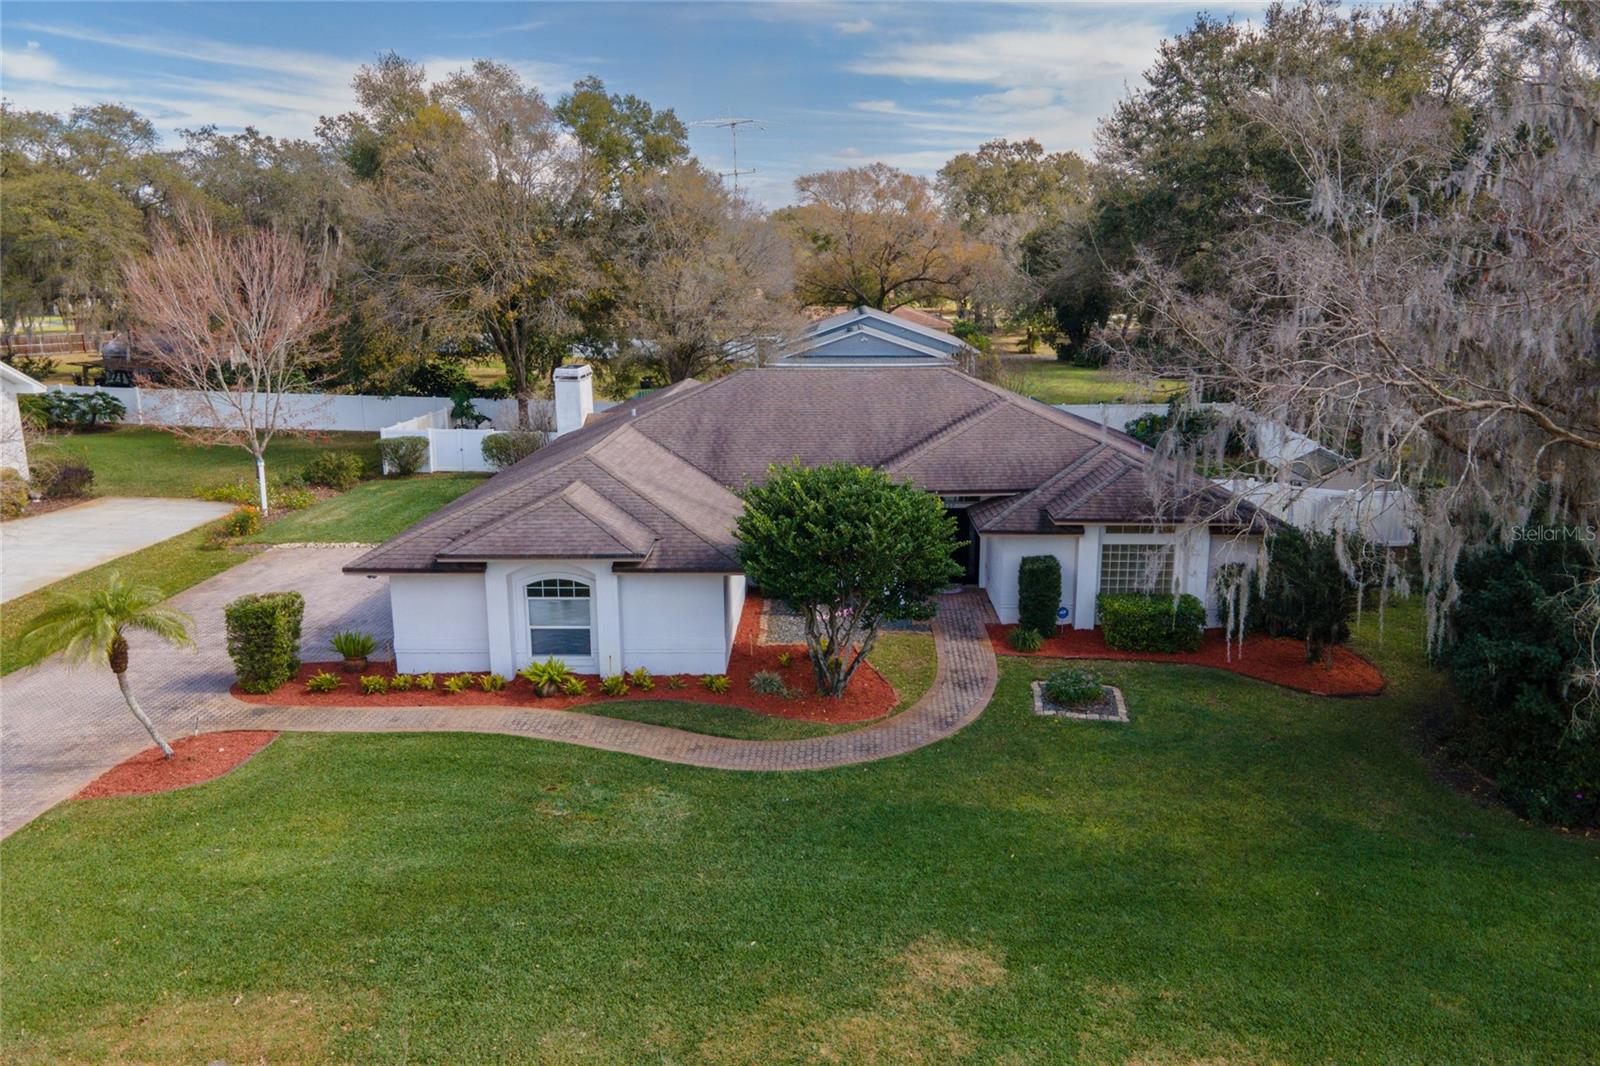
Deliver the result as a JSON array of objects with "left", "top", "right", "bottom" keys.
[
  {"left": 224, "top": 591, "right": 305, "bottom": 694},
  {"left": 302, "top": 450, "right": 365, "bottom": 490},
  {"left": 481, "top": 431, "right": 547, "bottom": 470},
  {"left": 1096, "top": 593, "right": 1206, "bottom": 653},
  {"left": 1009, "top": 626, "right": 1044, "bottom": 652},
  {"left": 1043, "top": 666, "right": 1102, "bottom": 707},
  {"left": 379, "top": 435, "right": 429, "bottom": 476}
]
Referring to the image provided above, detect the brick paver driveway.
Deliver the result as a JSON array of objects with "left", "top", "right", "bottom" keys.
[
  {"left": 0, "top": 546, "right": 390, "bottom": 838},
  {"left": 1, "top": 546, "right": 998, "bottom": 837}
]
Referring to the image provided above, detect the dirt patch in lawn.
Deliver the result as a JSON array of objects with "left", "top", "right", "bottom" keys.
[
  {"left": 988, "top": 624, "right": 1384, "bottom": 697},
  {"left": 75, "top": 731, "right": 277, "bottom": 799},
  {"left": 236, "top": 595, "right": 901, "bottom": 724}
]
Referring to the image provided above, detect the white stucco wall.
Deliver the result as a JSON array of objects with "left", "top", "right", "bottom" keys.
[
  {"left": 724, "top": 575, "right": 747, "bottom": 656},
  {"left": 981, "top": 534, "right": 1080, "bottom": 626},
  {"left": 619, "top": 572, "right": 735, "bottom": 674},
  {"left": 389, "top": 573, "right": 492, "bottom": 673},
  {"left": 978, "top": 524, "right": 1226, "bottom": 629},
  {"left": 1, "top": 392, "right": 27, "bottom": 478},
  {"left": 393, "top": 560, "right": 739, "bottom": 678}
]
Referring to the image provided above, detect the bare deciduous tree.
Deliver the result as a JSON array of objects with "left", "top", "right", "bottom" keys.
[
  {"left": 123, "top": 209, "right": 335, "bottom": 513},
  {"left": 1115, "top": 11, "right": 1600, "bottom": 728},
  {"left": 617, "top": 163, "right": 800, "bottom": 381}
]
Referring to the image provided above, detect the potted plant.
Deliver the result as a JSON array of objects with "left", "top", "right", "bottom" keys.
[{"left": 331, "top": 630, "right": 378, "bottom": 673}]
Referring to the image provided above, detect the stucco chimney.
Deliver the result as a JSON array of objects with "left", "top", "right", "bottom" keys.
[{"left": 552, "top": 364, "right": 594, "bottom": 437}]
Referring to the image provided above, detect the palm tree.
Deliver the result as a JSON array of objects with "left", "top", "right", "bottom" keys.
[{"left": 17, "top": 572, "right": 194, "bottom": 757}]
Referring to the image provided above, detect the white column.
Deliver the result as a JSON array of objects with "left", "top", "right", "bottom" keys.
[
  {"left": 592, "top": 564, "right": 623, "bottom": 677},
  {"left": 484, "top": 563, "right": 515, "bottom": 676},
  {"left": 1074, "top": 525, "right": 1103, "bottom": 629}
]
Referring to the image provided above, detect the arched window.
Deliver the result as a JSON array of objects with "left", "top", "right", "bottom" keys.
[{"left": 526, "top": 578, "right": 592, "bottom": 657}]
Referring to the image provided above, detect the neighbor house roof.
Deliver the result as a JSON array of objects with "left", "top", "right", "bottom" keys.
[
  {"left": 348, "top": 366, "right": 1268, "bottom": 575},
  {"left": 776, "top": 306, "right": 970, "bottom": 366}
]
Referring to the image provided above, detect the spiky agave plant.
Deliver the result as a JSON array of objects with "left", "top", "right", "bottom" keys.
[{"left": 17, "top": 572, "right": 194, "bottom": 757}]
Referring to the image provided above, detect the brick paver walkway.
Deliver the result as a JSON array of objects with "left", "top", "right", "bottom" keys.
[
  {"left": 1, "top": 544, "right": 997, "bottom": 838},
  {"left": 218, "top": 589, "right": 999, "bottom": 772}
]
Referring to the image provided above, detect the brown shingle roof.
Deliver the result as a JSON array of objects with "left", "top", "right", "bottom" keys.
[{"left": 346, "top": 366, "right": 1266, "bottom": 574}]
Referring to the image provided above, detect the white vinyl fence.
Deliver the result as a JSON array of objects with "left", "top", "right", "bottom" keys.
[
  {"left": 49, "top": 384, "right": 539, "bottom": 433},
  {"left": 379, "top": 424, "right": 499, "bottom": 474}
]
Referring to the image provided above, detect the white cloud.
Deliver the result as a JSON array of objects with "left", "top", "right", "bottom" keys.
[
  {"left": 848, "top": 16, "right": 1168, "bottom": 87},
  {"left": 833, "top": 19, "right": 874, "bottom": 34},
  {"left": 833, "top": 13, "right": 1173, "bottom": 158},
  {"left": 0, "top": 30, "right": 576, "bottom": 145}
]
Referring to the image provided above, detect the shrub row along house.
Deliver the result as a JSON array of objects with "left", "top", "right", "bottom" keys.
[{"left": 349, "top": 308, "right": 1270, "bottom": 677}]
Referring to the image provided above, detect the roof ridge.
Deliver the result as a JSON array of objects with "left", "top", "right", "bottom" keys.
[
  {"left": 973, "top": 443, "right": 1112, "bottom": 530},
  {"left": 880, "top": 397, "right": 1007, "bottom": 473},
  {"left": 559, "top": 481, "right": 659, "bottom": 554},
  {"left": 437, "top": 479, "right": 638, "bottom": 559},
  {"left": 349, "top": 379, "right": 721, "bottom": 566},
  {"left": 1044, "top": 452, "right": 1143, "bottom": 522},
  {"left": 586, "top": 427, "right": 742, "bottom": 568}
]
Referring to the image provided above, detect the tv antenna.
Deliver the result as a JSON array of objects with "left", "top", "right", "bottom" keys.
[{"left": 692, "top": 116, "right": 764, "bottom": 195}]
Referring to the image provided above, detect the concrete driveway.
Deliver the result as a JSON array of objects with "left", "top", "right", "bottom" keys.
[
  {"left": 0, "top": 497, "right": 235, "bottom": 602},
  {"left": 0, "top": 546, "right": 390, "bottom": 838}
]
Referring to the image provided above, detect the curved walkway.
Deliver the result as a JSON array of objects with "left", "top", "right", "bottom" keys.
[{"left": 216, "top": 590, "right": 999, "bottom": 771}]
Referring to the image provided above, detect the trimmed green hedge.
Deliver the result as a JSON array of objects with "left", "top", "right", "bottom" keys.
[
  {"left": 481, "top": 431, "right": 546, "bottom": 470},
  {"left": 1097, "top": 593, "right": 1205, "bottom": 653},
  {"left": 224, "top": 591, "right": 305, "bottom": 693},
  {"left": 303, "top": 451, "right": 365, "bottom": 490},
  {"left": 379, "top": 435, "right": 429, "bottom": 476},
  {"left": 1018, "top": 555, "right": 1063, "bottom": 634}
]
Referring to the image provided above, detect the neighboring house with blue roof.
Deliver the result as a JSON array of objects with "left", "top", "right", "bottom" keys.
[{"left": 774, "top": 306, "right": 973, "bottom": 366}]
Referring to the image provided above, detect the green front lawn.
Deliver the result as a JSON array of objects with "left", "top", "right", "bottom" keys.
[
  {"left": 3, "top": 603, "right": 1595, "bottom": 1063},
  {"left": 1000, "top": 355, "right": 1182, "bottom": 405},
  {"left": 32, "top": 427, "right": 381, "bottom": 497},
  {"left": 247, "top": 474, "right": 486, "bottom": 545}
]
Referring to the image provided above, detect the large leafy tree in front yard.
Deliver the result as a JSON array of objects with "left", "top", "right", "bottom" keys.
[
  {"left": 17, "top": 572, "right": 193, "bottom": 758},
  {"left": 736, "top": 462, "right": 961, "bottom": 697}
]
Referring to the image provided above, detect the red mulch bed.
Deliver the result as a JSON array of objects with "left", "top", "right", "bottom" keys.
[
  {"left": 233, "top": 595, "right": 899, "bottom": 725},
  {"left": 988, "top": 623, "right": 1384, "bottom": 697},
  {"left": 75, "top": 731, "right": 278, "bottom": 799}
]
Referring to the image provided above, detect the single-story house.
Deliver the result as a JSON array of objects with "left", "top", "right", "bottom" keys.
[{"left": 349, "top": 349, "right": 1269, "bottom": 678}]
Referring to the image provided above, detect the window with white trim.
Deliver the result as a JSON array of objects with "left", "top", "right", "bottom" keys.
[
  {"left": 1099, "top": 543, "right": 1176, "bottom": 595},
  {"left": 526, "top": 578, "right": 592, "bottom": 656}
]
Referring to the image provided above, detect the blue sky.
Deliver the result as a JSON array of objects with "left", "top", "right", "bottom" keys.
[{"left": 1, "top": 2, "right": 1255, "bottom": 206}]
